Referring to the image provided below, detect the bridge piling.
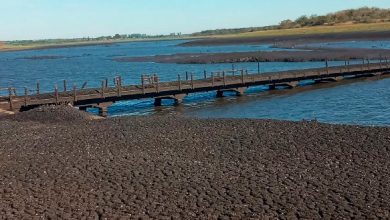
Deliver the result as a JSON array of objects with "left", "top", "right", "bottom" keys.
[
  {"left": 63, "top": 80, "right": 67, "bottom": 92},
  {"left": 191, "top": 74, "right": 194, "bottom": 89},
  {"left": 155, "top": 75, "right": 160, "bottom": 93},
  {"left": 73, "top": 84, "right": 77, "bottom": 102},
  {"left": 223, "top": 71, "right": 226, "bottom": 86},
  {"left": 101, "top": 81, "right": 105, "bottom": 98},
  {"left": 216, "top": 90, "right": 224, "bottom": 98},
  {"left": 116, "top": 78, "right": 122, "bottom": 97},
  {"left": 96, "top": 102, "right": 112, "bottom": 117},
  {"left": 8, "top": 88, "right": 13, "bottom": 111},
  {"left": 178, "top": 74, "right": 182, "bottom": 91},
  {"left": 141, "top": 74, "right": 145, "bottom": 94},
  {"left": 36, "top": 82, "right": 40, "bottom": 95},
  {"left": 217, "top": 87, "right": 246, "bottom": 97},
  {"left": 154, "top": 94, "right": 186, "bottom": 106},
  {"left": 99, "top": 107, "right": 107, "bottom": 117},
  {"left": 24, "top": 87, "right": 28, "bottom": 106},
  {"left": 55, "top": 84, "right": 59, "bottom": 104}
]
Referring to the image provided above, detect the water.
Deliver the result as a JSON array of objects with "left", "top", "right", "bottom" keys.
[
  {"left": 186, "top": 77, "right": 390, "bottom": 126},
  {"left": 0, "top": 40, "right": 296, "bottom": 93},
  {"left": 0, "top": 40, "right": 389, "bottom": 126},
  {"left": 307, "top": 41, "right": 390, "bottom": 50}
]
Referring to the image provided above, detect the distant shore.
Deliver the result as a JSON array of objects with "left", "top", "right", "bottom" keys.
[
  {"left": 0, "top": 37, "right": 196, "bottom": 53},
  {"left": 181, "top": 28, "right": 390, "bottom": 47}
]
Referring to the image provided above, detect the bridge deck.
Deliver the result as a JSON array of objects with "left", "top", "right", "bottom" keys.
[{"left": 0, "top": 62, "right": 389, "bottom": 115}]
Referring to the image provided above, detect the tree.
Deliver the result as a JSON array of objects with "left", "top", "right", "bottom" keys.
[
  {"left": 280, "top": 19, "right": 295, "bottom": 29},
  {"left": 295, "top": 15, "right": 309, "bottom": 26}
]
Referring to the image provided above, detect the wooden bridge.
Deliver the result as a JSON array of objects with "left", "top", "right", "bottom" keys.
[{"left": 1, "top": 61, "right": 389, "bottom": 117}]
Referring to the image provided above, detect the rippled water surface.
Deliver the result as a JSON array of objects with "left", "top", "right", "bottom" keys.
[
  {"left": 308, "top": 40, "right": 390, "bottom": 50},
  {"left": 1, "top": 40, "right": 389, "bottom": 126}
]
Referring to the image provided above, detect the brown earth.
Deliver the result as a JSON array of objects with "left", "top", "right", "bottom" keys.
[
  {"left": 0, "top": 106, "right": 389, "bottom": 219},
  {"left": 114, "top": 48, "right": 390, "bottom": 64}
]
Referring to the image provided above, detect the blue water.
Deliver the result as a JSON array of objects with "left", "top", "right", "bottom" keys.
[
  {"left": 307, "top": 40, "right": 390, "bottom": 50},
  {"left": 0, "top": 40, "right": 296, "bottom": 94},
  {"left": 1, "top": 39, "right": 389, "bottom": 126},
  {"left": 187, "top": 77, "right": 390, "bottom": 126}
]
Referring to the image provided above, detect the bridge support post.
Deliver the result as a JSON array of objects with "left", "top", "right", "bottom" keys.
[
  {"left": 285, "top": 81, "right": 298, "bottom": 89},
  {"left": 8, "top": 88, "right": 13, "bottom": 111},
  {"left": 216, "top": 90, "right": 224, "bottom": 98},
  {"left": 36, "top": 82, "right": 40, "bottom": 95},
  {"left": 315, "top": 76, "right": 343, "bottom": 83},
  {"left": 234, "top": 87, "right": 246, "bottom": 96},
  {"left": 94, "top": 102, "right": 113, "bottom": 117},
  {"left": 216, "top": 87, "right": 246, "bottom": 97},
  {"left": 154, "top": 98, "right": 162, "bottom": 106},
  {"left": 154, "top": 94, "right": 186, "bottom": 106},
  {"left": 98, "top": 107, "right": 108, "bottom": 117},
  {"left": 24, "top": 87, "right": 28, "bottom": 106},
  {"left": 269, "top": 81, "right": 298, "bottom": 90}
]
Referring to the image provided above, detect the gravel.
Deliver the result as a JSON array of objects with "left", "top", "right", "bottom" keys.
[
  {"left": 0, "top": 106, "right": 389, "bottom": 219},
  {"left": 5, "top": 105, "right": 96, "bottom": 123}
]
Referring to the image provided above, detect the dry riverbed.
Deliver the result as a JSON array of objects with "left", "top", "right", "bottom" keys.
[
  {"left": 0, "top": 106, "right": 389, "bottom": 219},
  {"left": 115, "top": 48, "right": 390, "bottom": 64}
]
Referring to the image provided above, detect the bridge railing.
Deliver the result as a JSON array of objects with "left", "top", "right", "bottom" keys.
[{"left": 0, "top": 87, "right": 17, "bottom": 110}]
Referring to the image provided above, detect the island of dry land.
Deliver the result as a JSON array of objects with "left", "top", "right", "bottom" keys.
[
  {"left": 0, "top": 106, "right": 389, "bottom": 219},
  {"left": 116, "top": 28, "right": 390, "bottom": 64}
]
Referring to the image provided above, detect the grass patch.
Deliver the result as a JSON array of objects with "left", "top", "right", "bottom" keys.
[{"left": 217, "top": 22, "right": 390, "bottom": 38}]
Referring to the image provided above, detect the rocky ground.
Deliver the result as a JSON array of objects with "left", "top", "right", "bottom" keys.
[
  {"left": 0, "top": 106, "right": 389, "bottom": 219},
  {"left": 115, "top": 48, "right": 390, "bottom": 64},
  {"left": 180, "top": 31, "right": 390, "bottom": 47}
]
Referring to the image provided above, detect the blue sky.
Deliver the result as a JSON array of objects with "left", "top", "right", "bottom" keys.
[{"left": 1, "top": 0, "right": 389, "bottom": 41}]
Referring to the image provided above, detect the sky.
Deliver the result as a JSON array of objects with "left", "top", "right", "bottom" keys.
[{"left": 0, "top": 0, "right": 389, "bottom": 41}]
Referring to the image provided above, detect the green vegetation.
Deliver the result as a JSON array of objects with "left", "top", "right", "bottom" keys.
[
  {"left": 192, "top": 7, "right": 390, "bottom": 36},
  {"left": 221, "top": 22, "right": 390, "bottom": 38}
]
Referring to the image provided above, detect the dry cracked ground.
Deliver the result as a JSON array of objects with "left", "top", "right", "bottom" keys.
[{"left": 0, "top": 106, "right": 389, "bottom": 219}]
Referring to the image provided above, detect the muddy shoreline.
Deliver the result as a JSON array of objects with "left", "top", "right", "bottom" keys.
[
  {"left": 0, "top": 106, "right": 389, "bottom": 218},
  {"left": 180, "top": 31, "right": 390, "bottom": 47},
  {"left": 114, "top": 31, "right": 390, "bottom": 64},
  {"left": 115, "top": 47, "right": 390, "bottom": 64}
]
